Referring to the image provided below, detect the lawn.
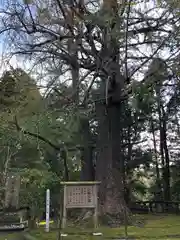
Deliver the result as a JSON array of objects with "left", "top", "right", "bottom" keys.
[{"left": 1, "top": 215, "right": 180, "bottom": 240}]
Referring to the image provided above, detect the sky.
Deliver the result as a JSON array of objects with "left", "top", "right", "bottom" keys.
[
  {"left": 0, "top": 0, "right": 171, "bottom": 73},
  {"left": 0, "top": 0, "right": 175, "bottom": 112},
  {"left": 0, "top": 0, "right": 176, "bottom": 95}
]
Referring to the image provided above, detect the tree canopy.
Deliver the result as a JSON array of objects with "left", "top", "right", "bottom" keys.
[{"left": 0, "top": 0, "right": 180, "bottom": 222}]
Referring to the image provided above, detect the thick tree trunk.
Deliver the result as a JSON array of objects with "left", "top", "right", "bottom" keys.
[
  {"left": 95, "top": 100, "right": 129, "bottom": 222},
  {"left": 93, "top": 0, "right": 130, "bottom": 223},
  {"left": 95, "top": 101, "right": 110, "bottom": 206}
]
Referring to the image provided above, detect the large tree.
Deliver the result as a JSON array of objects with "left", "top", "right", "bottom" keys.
[{"left": 0, "top": 0, "right": 180, "bottom": 220}]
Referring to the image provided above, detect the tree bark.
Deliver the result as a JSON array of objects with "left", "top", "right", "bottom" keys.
[
  {"left": 94, "top": 0, "right": 130, "bottom": 221},
  {"left": 95, "top": 96, "right": 130, "bottom": 222},
  {"left": 95, "top": 100, "right": 110, "bottom": 207}
]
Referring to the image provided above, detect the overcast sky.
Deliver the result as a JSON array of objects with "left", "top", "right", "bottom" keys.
[{"left": 0, "top": 0, "right": 171, "bottom": 73}]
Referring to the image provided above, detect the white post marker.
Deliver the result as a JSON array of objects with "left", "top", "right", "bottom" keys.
[{"left": 45, "top": 189, "right": 50, "bottom": 232}]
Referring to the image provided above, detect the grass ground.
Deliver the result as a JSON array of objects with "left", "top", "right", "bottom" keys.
[{"left": 1, "top": 214, "right": 180, "bottom": 240}]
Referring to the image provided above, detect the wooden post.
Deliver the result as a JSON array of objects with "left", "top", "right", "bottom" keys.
[{"left": 62, "top": 185, "right": 67, "bottom": 229}]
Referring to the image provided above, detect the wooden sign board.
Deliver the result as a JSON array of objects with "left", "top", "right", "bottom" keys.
[
  {"left": 61, "top": 181, "right": 100, "bottom": 229},
  {"left": 66, "top": 185, "right": 96, "bottom": 208}
]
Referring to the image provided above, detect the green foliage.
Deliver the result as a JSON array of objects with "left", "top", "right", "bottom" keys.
[
  {"left": 20, "top": 168, "right": 60, "bottom": 216},
  {"left": 132, "top": 181, "right": 147, "bottom": 199},
  {"left": 0, "top": 68, "right": 85, "bottom": 215},
  {"left": 130, "top": 83, "right": 154, "bottom": 117},
  {"left": 0, "top": 68, "right": 42, "bottom": 127}
]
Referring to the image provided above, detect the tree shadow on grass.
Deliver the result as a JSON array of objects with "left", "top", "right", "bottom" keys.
[
  {"left": 115, "top": 235, "right": 180, "bottom": 239},
  {"left": 134, "top": 235, "right": 180, "bottom": 239},
  {"left": 144, "top": 224, "right": 180, "bottom": 228},
  {"left": 106, "top": 234, "right": 180, "bottom": 239}
]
